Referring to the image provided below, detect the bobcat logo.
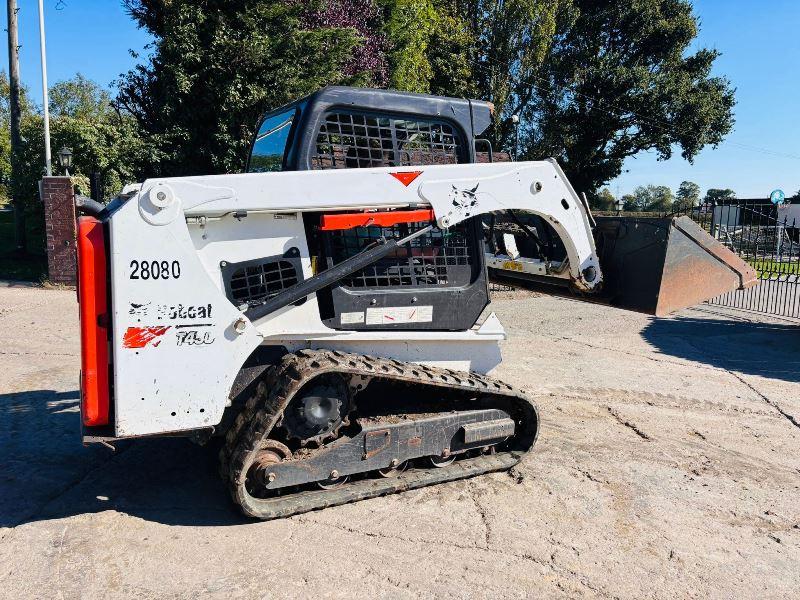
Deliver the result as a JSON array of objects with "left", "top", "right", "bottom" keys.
[
  {"left": 129, "top": 302, "right": 151, "bottom": 317},
  {"left": 450, "top": 183, "right": 480, "bottom": 218}
]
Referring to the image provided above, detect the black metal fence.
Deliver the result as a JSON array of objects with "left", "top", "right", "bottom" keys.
[{"left": 678, "top": 199, "right": 800, "bottom": 320}]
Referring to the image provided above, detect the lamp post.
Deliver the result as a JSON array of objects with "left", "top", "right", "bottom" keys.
[{"left": 58, "top": 146, "right": 73, "bottom": 176}]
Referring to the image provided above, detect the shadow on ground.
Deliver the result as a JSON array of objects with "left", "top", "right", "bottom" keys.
[
  {"left": 1, "top": 390, "right": 245, "bottom": 529},
  {"left": 641, "top": 313, "right": 800, "bottom": 382}
]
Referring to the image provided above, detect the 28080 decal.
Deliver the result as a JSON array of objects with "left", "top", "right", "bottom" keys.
[{"left": 129, "top": 259, "right": 181, "bottom": 280}]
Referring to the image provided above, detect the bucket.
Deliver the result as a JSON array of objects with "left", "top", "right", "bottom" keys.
[{"left": 593, "top": 215, "right": 757, "bottom": 316}]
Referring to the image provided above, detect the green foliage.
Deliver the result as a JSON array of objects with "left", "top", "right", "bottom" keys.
[
  {"left": 467, "top": 0, "right": 560, "bottom": 149},
  {"left": 117, "top": 0, "right": 370, "bottom": 176},
  {"left": 592, "top": 187, "right": 616, "bottom": 211},
  {"left": 627, "top": 185, "right": 674, "bottom": 212},
  {"left": 19, "top": 73, "right": 143, "bottom": 203},
  {"left": 381, "top": 0, "right": 559, "bottom": 147},
  {"left": 383, "top": 0, "right": 438, "bottom": 93},
  {"left": 523, "top": 0, "right": 735, "bottom": 195},
  {"left": 749, "top": 259, "right": 800, "bottom": 276},
  {"left": 621, "top": 194, "right": 638, "bottom": 212},
  {"left": 676, "top": 181, "right": 701, "bottom": 206},
  {"left": 425, "top": 0, "right": 560, "bottom": 150},
  {"left": 704, "top": 188, "right": 736, "bottom": 203},
  {"left": 0, "top": 70, "right": 34, "bottom": 207},
  {"left": 109, "top": 0, "right": 735, "bottom": 195},
  {"left": 49, "top": 73, "right": 114, "bottom": 121},
  {"left": 0, "top": 71, "right": 145, "bottom": 263},
  {"left": 379, "top": 0, "right": 734, "bottom": 194},
  {"left": 17, "top": 112, "right": 145, "bottom": 200},
  {"left": 426, "top": 8, "right": 477, "bottom": 100},
  {"left": 248, "top": 154, "right": 284, "bottom": 173}
]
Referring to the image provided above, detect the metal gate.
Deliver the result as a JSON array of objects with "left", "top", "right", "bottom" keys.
[{"left": 678, "top": 199, "right": 800, "bottom": 319}]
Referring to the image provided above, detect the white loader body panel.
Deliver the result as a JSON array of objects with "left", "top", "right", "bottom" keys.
[{"left": 108, "top": 161, "right": 599, "bottom": 436}]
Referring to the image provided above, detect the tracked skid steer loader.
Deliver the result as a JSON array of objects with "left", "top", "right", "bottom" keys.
[{"left": 76, "top": 87, "right": 755, "bottom": 519}]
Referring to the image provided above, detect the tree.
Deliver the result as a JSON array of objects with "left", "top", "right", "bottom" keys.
[
  {"left": 704, "top": 188, "right": 736, "bottom": 204},
  {"left": 628, "top": 185, "right": 674, "bottom": 212},
  {"left": 383, "top": 0, "right": 438, "bottom": 92},
  {"left": 303, "top": 0, "right": 388, "bottom": 85},
  {"left": 425, "top": 6, "right": 476, "bottom": 100},
  {"left": 116, "top": 0, "right": 382, "bottom": 177},
  {"left": 0, "top": 73, "right": 144, "bottom": 254},
  {"left": 381, "top": 1, "right": 559, "bottom": 151},
  {"left": 522, "top": 0, "right": 735, "bottom": 195},
  {"left": 0, "top": 70, "right": 34, "bottom": 207},
  {"left": 49, "top": 73, "right": 115, "bottom": 121},
  {"left": 432, "top": 1, "right": 560, "bottom": 151},
  {"left": 592, "top": 187, "right": 616, "bottom": 211},
  {"left": 621, "top": 194, "right": 637, "bottom": 211},
  {"left": 676, "top": 181, "right": 701, "bottom": 207},
  {"left": 17, "top": 111, "right": 145, "bottom": 200}
]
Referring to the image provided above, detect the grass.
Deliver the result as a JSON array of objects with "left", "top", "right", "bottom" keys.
[
  {"left": 0, "top": 209, "right": 47, "bottom": 281},
  {"left": 749, "top": 258, "right": 800, "bottom": 277}
]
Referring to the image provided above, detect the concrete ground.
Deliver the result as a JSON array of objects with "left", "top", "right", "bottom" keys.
[{"left": 1, "top": 284, "right": 799, "bottom": 599}]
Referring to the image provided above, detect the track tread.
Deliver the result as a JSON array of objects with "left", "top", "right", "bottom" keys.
[{"left": 220, "top": 349, "right": 538, "bottom": 520}]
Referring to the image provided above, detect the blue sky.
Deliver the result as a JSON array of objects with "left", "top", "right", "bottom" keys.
[
  {"left": 2, "top": 1, "right": 150, "bottom": 104},
  {"left": 607, "top": 0, "right": 800, "bottom": 200},
  {"left": 1, "top": 0, "right": 799, "bottom": 198}
]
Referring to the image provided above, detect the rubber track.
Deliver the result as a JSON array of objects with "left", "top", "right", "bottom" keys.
[{"left": 220, "top": 349, "right": 539, "bottom": 520}]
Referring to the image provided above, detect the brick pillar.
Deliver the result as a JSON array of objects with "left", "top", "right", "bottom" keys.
[{"left": 41, "top": 176, "right": 77, "bottom": 285}]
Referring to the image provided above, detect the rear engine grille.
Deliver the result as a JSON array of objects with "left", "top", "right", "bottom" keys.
[
  {"left": 227, "top": 259, "right": 299, "bottom": 306},
  {"left": 312, "top": 112, "right": 462, "bottom": 170},
  {"left": 325, "top": 221, "right": 473, "bottom": 288}
]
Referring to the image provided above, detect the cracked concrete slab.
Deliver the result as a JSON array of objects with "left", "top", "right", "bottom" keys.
[{"left": 1, "top": 285, "right": 798, "bottom": 599}]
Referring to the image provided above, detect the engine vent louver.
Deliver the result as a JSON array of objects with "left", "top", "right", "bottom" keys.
[{"left": 222, "top": 257, "right": 303, "bottom": 308}]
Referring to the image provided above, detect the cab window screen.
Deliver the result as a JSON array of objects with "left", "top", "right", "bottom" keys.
[
  {"left": 249, "top": 109, "right": 295, "bottom": 172},
  {"left": 322, "top": 221, "right": 475, "bottom": 289},
  {"left": 312, "top": 111, "right": 462, "bottom": 169}
]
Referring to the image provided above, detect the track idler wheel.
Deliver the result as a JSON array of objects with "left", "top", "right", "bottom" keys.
[
  {"left": 376, "top": 459, "right": 410, "bottom": 478},
  {"left": 249, "top": 440, "right": 291, "bottom": 490},
  {"left": 316, "top": 470, "right": 350, "bottom": 489},
  {"left": 428, "top": 453, "right": 455, "bottom": 468}
]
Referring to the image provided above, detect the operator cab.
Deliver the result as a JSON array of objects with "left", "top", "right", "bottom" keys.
[{"left": 246, "top": 86, "right": 494, "bottom": 173}]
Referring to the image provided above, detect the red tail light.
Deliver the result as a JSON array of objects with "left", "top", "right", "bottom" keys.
[{"left": 77, "top": 216, "right": 110, "bottom": 426}]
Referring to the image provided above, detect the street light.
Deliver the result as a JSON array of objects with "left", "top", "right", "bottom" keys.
[{"left": 58, "top": 146, "right": 73, "bottom": 176}]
